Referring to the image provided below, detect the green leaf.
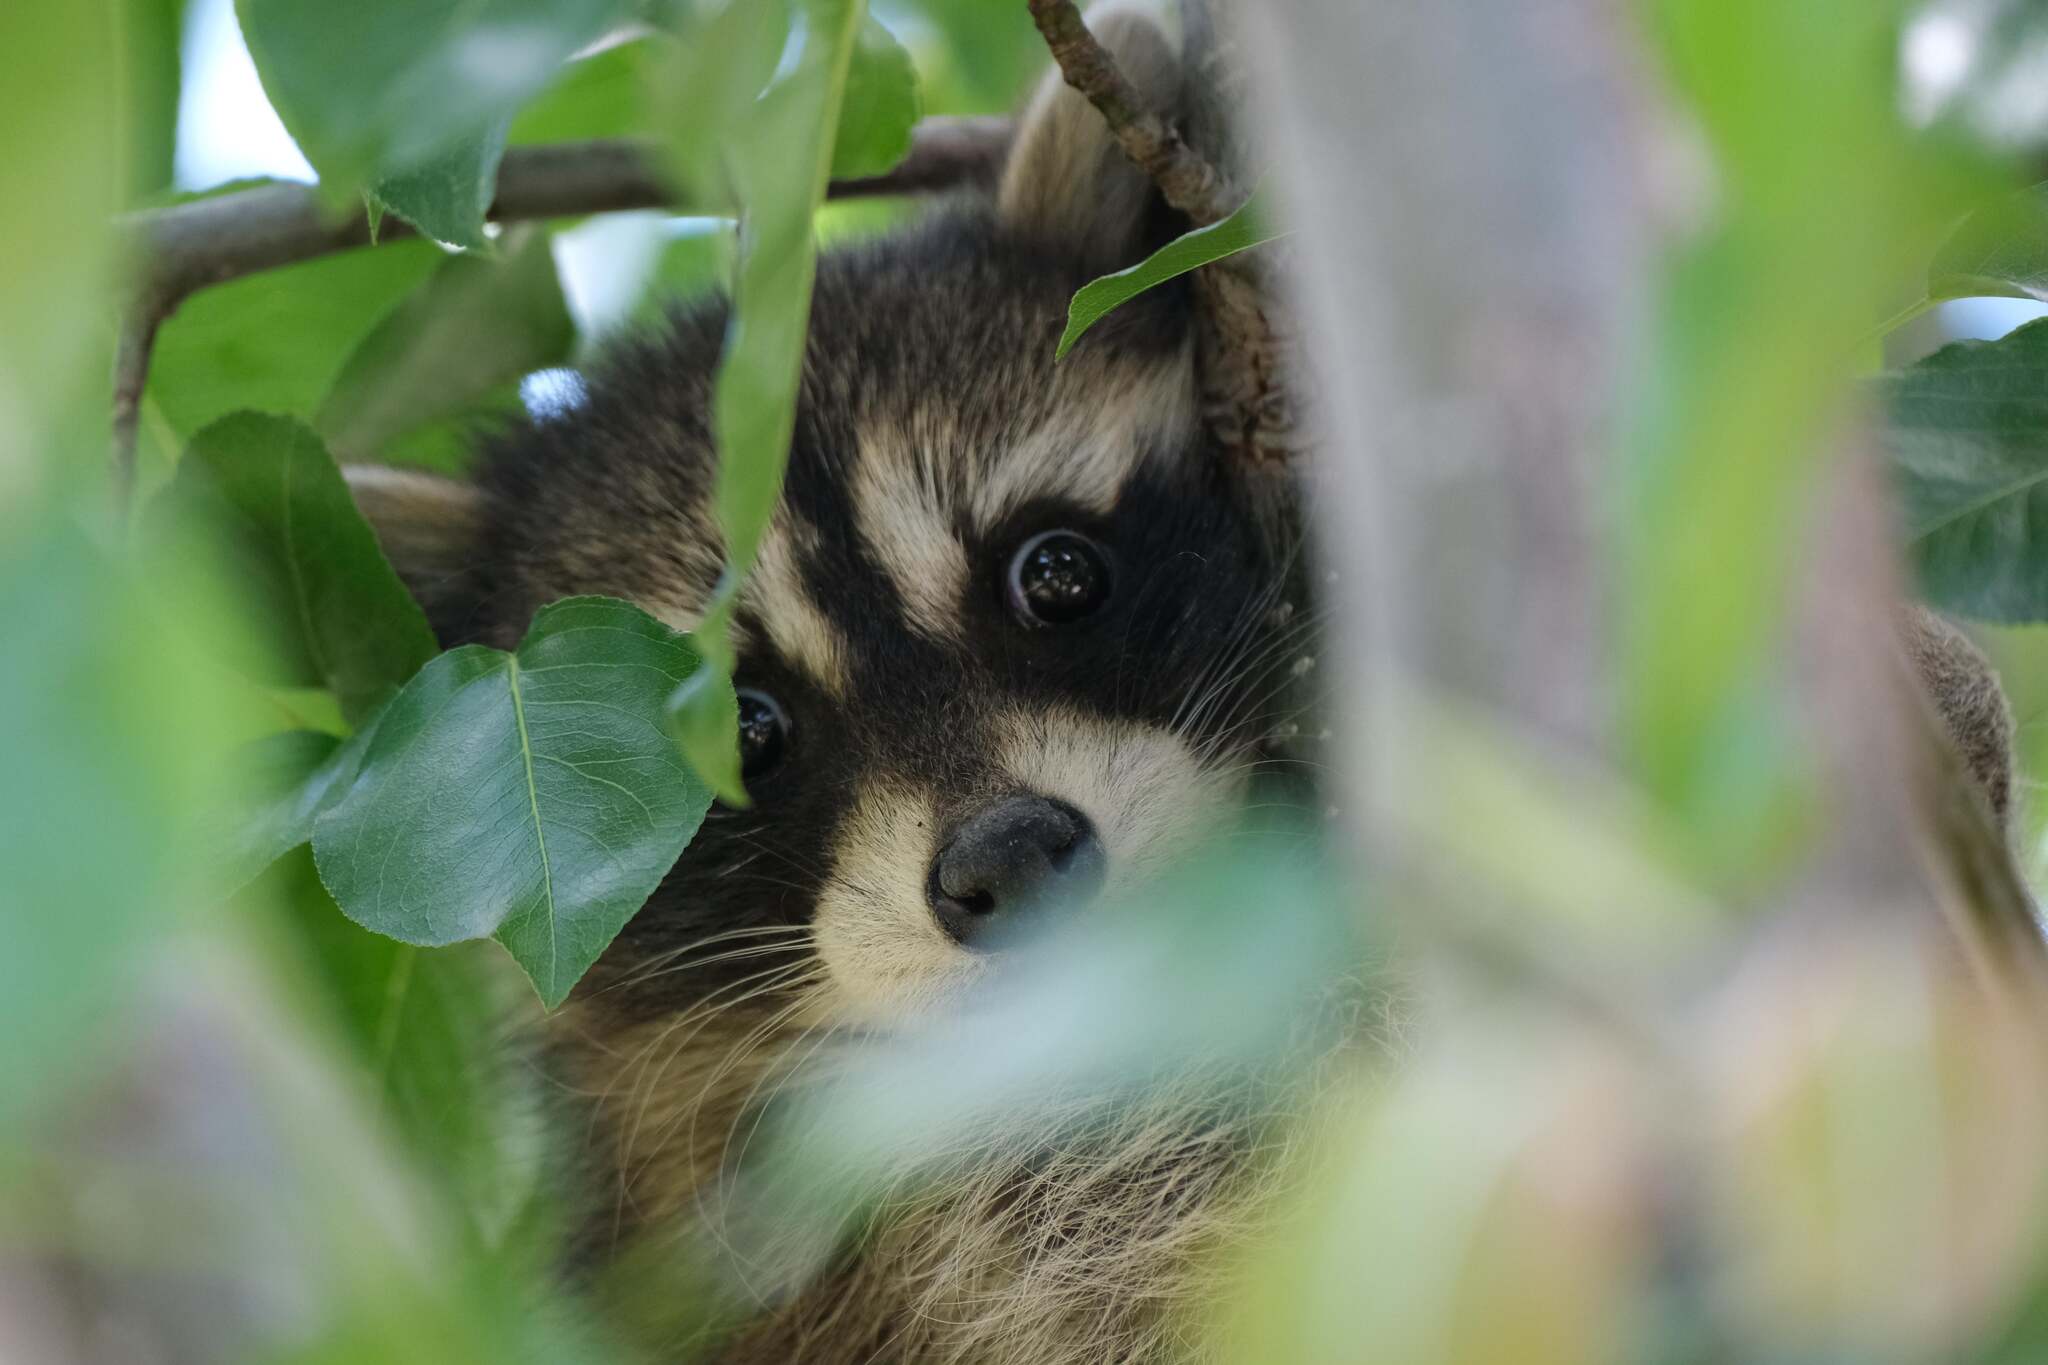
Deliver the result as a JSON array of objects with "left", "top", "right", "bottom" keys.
[
  {"left": 656, "top": 0, "right": 793, "bottom": 209},
  {"left": 376, "top": 379, "right": 528, "bottom": 475},
  {"left": 1929, "top": 181, "right": 2048, "bottom": 304},
  {"left": 654, "top": 0, "right": 870, "bottom": 802},
  {"left": 1055, "top": 192, "right": 1282, "bottom": 361},
  {"left": 155, "top": 413, "right": 439, "bottom": 723},
  {"left": 666, "top": 655, "right": 743, "bottom": 805},
  {"left": 507, "top": 36, "right": 653, "bottom": 144},
  {"left": 900, "top": 0, "right": 1042, "bottom": 112},
  {"left": 235, "top": 0, "right": 633, "bottom": 229},
  {"left": 142, "top": 240, "right": 445, "bottom": 473},
  {"left": 630, "top": 220, "right": 739, "bottom": 328},
  {"left": 205, "top": 728, "right": 376, "bottom": 893},
  {"left": 830, "top": 16, "right": 921, "bottom": 179},
  {"left": 366, "top": 119, "right": 510, "bottom": 251},
  {"left": 312, "top": 597, "right": 721, "bottom": 1008},
  {"left": 262, "top": 849, "right": 536, "bottom": 1242},
  {"left": 318, "top": 228, "right": 575, "bottom": 462},
  {"left": 1881, "top": 320, "right": 2048, "bottom": 623}
]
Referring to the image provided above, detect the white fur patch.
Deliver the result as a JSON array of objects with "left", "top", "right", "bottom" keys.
[
  {"left": 812, "top": 783, "right": 982, "bottom": 1025},
  {"left": 967, "top": 341, "right": 1199, "bottom": 532},
  {"left": 852, "top": 430, "right": 971, "bottom": 644},
  {"left": 812, "top": 711, "right": 1241, "bottom": 1027},
  {"left": 750, "top": 518, "right": 851, "bottom": 699}
]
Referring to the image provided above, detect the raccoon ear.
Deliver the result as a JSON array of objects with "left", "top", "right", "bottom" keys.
[
  {"left": 344, "top": 464, "right": 483, "bottom": 639},
  {"left": 999, "top": 7, "right": 1186, "bottom": 267}
]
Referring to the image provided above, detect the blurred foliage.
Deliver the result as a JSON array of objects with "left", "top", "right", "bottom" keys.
[
  {"left": 317, "top": 227, "right": 575, "bottom": 463},
  {"left": 1619, "top": 0, "right": 1995, "bottom": 874},
  {"left": 234, "top": 0, "right": 634, "bottom": 238},
  {"left": 13, "top": 0, "right": 2048, "bottom": 1362},
  {"left": 1929, "top": 180, "right": 2048, "bottom": 304}
]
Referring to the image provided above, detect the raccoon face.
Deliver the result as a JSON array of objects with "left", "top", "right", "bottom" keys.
[{"left": 348, "top": 15, "right": 1305, "bottom": 1038}]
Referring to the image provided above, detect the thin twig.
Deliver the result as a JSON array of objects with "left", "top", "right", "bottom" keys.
[
  {"left": 110, "top": 306, "right": 163, "bottom": 515},
  {"left": 1025, "top": 0, "right": 1235, "bottom": 226}
]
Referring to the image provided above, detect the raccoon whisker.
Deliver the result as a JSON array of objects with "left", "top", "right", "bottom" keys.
[
  {"left": 683, "top": 983, "right": 839, "bottom": 1275},
  {"left": 713, "top": 1010, "right": 847, "bottom": 1220},
  {"left": 612, "top": 969, "right": 818, "bottom": 1175},
  {"left": 1169, "top": 596, "right": 1327, "bottom": 745},
  {"left": 1164, "top": 577, "right": 1284, "bottom": 734},
  {"left": 622, "top": 963, "right": 832, "bottom": 1257},
  {"left": 601, "top": 924, "right": 815, "bottom": 995},
  {"left": 721, "top": 829, "right": 839, "bottom": 883},
  {"left": 1113, "top": 550, "right": 1219, "bottom": 716},
  {"left": 680, "top": 985, "right": 829, "bottom": 1169},
  {"left": 615, "top": 957, "right": 826, "bottom": 1175},
  {"left": 711, "top": 846, "right": 771, "bottom": 877},
  {"left": 1177, "top": 611, "right": 1330, "bottom": 749},
  {"left": 1168, "top": 536, "right": 1314, "bottom": 723},
  {"left": 612, "top": 963, "right": 831, "bottom": 1252},
  {"left": 1190, "top": 686, "right": 1317, "bottom": 758},
  {"left": 618, "top": 938, "right": 817, "bottom": 993},
  {"left": 1197, "top": 596, "right": 1330, "bottom": 708}
]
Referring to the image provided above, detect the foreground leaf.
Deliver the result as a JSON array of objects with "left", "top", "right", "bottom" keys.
[
  {"left": 157, "top": 413, "right": 439, "bottom": 723},
  {"left": 2, "top": 2, "right": 118, "bottom": 465},
  {"left": 262, "top": 850, "right": 537, "bottom": 1243},
  {"left": 1616, "top": 0, "right": 1983, "bottom": 872},
  {"left": 236, "top": 0, "right": 631, "bottom": 236},
  {"left": 655, "top": 0, "right": 792, "bottom": 209},
  {"left": 318, "top": 228, "right": 574, "bottom": 462},
  {"left": 656, "top": 0, "right": 869, "bottom": 800},
  {"left": 141, "top": 240, "right": 444, "bottom": 478},
  {"left": 0, "top": 526, "right": 221, "bottom": 1134},
  {"left": 366, "top": 120, "right": 510, "bottom": 250},
  {"left": 206, "top": 728, "right": 377, "bottom": 894},
  {"left": 1880, "top": 319, "right": 2048, "bottom": 622},
  {"left": 1056, "top": 191, "right": 1282, "bottom": 360},
  {"left": 313, "top": 597, "right": 720, "bottom": 1007},
  {"left": 831, "top": 16, "right": 922, "bottom": 179},
  {"left": 1929, "top": 181, "right": 2048, "bottom": 304},
  {"left": 507, "top": 35, "right": 653, "bottom": 144}
]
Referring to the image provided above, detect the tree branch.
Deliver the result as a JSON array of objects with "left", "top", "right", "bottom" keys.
[
  {"left": 120, "top": 119, "right": 1011, "bottom": 321},
  {"left": 1025, "top": 0, "right": 1235, "bottom": 226},
  {"left": 109, "top": 311, "right": 161, "bottom": 516},
  {"left": 107, "top": 117, "right": 1009, "bottom": 512}
]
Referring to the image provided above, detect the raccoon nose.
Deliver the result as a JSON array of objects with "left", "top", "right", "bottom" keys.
[{"left": 929, "top": 796, "right": 1107, "bottom": 947}]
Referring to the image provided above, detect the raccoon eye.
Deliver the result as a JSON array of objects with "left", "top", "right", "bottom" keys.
[
  {"left": 736, "top": 689, "right": 789, "bottom": 779},
  {"left": 1006, "top": 530, "right": 1111, "bottom": 626}
]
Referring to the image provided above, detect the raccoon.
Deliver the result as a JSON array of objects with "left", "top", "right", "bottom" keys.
[
  {"left": 345, "top": 12, "right": 2024, "bottom": 1363},
  {"left": 350, "top": 13, "right": 1320, "bottom": 1363}
]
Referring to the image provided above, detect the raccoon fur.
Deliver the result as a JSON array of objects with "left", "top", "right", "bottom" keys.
[
  {"left": 350, "top": 14, "right": 1324, "bottom": 1363},
  {"left": 344, "top": 12, "right": 2019, "bottom": 1364}
]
